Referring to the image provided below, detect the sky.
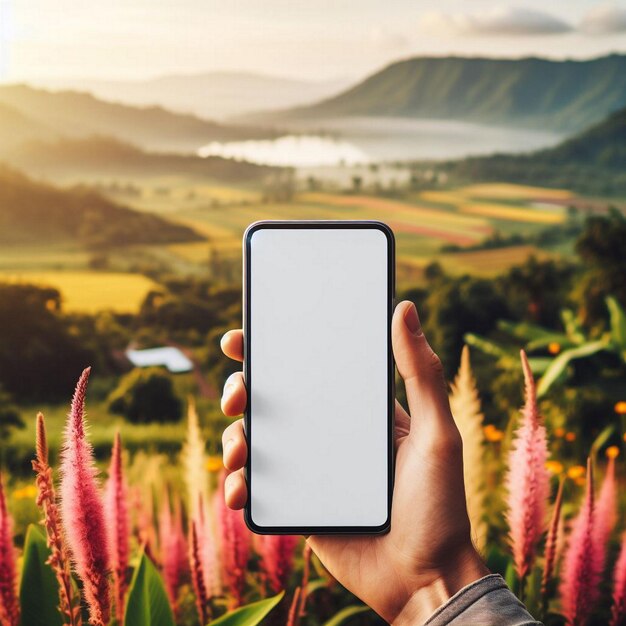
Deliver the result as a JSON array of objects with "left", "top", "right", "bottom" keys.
[{"left": 1, "top": 0, "right": 626, "bottom": 83}]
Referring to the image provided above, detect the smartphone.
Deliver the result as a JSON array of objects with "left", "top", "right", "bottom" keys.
[{"left": 243, "top": 221, "right": 394, "bottom": 534}]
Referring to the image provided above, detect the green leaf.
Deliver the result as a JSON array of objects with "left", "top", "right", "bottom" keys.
[
  {"left": 526, "top": 357, "right": 552, "bottom": 375},
  {"left": 561, "top": 309, "right": 585, "bottom": 344},
  {"left": 497, "top": 320, "right": 569, "bottom": 347},
  {"left": 591, "top": 424, "right": 616, "bottom": 459},
  {"left": 464, "top": 333, "right": 514, "bottom": 361},
  {"left": 19, "top": 524, "right": 63, "bottom": 626},
  {"left": 537, "top": 340, "right": 608, "bottom": 397},
  {"left": 207, "top": 592, "right": 285, "bottom": 626},
  {"left": 305, "top": 578, "right": 329, "bottom": 596},
  {"left": 607, "top": 296, "right": 626, "bottom": 358},
  {"left": 322, "top": 605, "right": 370, "bottom": 626},
  {"left": 124, "top": 551, "right": 175, "bottom": 626},
  {"left": 505, "top": 561, "right": 519, "bottom": 598}
]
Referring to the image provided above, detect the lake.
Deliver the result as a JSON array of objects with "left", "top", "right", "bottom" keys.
[{"left": 197, "top": 116, "right": 564, "bottom": 167}]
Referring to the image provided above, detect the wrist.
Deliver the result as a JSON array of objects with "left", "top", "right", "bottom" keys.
[{"left": 392, "top": 545, "right": 489, "bottom": 626}]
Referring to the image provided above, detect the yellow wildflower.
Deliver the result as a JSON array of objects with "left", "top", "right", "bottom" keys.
[
  {"left": 606, "top": 446, "right": 620, "bottom": 459},
  {"left": 567, "top": 465, "right": 586, "bottom": 480},
  {"left": 13, "top": 484, "right": 38, "bottom": 500},
  {"left": 545, "top": 460, "right": 564, "bottom": 475}
]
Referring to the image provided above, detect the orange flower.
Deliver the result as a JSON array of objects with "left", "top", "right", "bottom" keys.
[
  {"left": 483, "top": 424, "right": 504, "bottom": 442},
  {"left": 565, "top": 432, "right": 576, "bottom": 442},
  {"left": 567, "top": 465, "right": 586, "bottom": 480},
  {"left": 206, "top": 456, "right": 222, "bottom": 473},
  {"left": 554, "top": 427, "right": 566, "bottom": 438},
  {"left": 606, "top": 446, "right": 620, "bottom": 459},
  {"left": 548, "top": 342, "right": 561, "bottom": 355},
  {"left": 615, "top": 401, "right": 626, "bottom": 415},
  {"left": 546, "top": 460, "right": 564, "bottom": 475}
]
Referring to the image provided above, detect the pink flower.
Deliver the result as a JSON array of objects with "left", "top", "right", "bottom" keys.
[
  {"left": 195, "top": 494, "right": 220, "bottom": 599},
  {"left": 260, "top": 534, "right": 299, "bottom": 593},
  {"left": 0, "top": 472, "right": 19, "bottom": 626},
  {"left": 32, "top": 413, "right": 81, "bottom": 626},
  {"left": 59, "top": 368, "right": 111, "bottom": 626},
  {"left": 559, "top": 459, "right": 602, "bottom": 626},
  {"left": 104, "top": 432, "right": 130, "bottom": 624},
  {"left": 506, "top": 350, "right": 550, "bottom": 582},
  {"left": 159, "top": 493, "right": 188, "bottom": 612},
  {"left": 215, "top": 474, "right": 250, "bottom": 607},
  {"left": 611, "top": 533, "right": 626, "bottom": 626},
  {"left": 541, "top": 478, "right": 565, "bottom": 607},
  {"left": 594, "top": 455, "right": 617, "bottom": 572},
  {"left": 189, "top": 519, "right": 209, "bottom": 626}
]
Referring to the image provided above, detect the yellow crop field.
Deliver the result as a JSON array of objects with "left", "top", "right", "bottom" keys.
[
  {"left": 440, "top": 245, "right": 556, "bottom": 275},
  {"left": 0, "top": 271, "right": 158, "bottom": 313},
  {"left": 461, "top": 183, "right": 574, "bottom": 200},
  {"left": 418, "top": 190, "right": 468, "bottom": 206},
  {"left": 459, "top": 203, "right": 565, "bottom": 224}
]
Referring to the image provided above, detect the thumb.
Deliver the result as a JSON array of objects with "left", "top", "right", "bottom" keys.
[{"left": 392, "top": 300, "right": 452, "bottom": 425}]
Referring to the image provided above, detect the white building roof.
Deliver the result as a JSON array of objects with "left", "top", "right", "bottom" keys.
[{"left": 125, "top": 347, "right": 193, "bottom": 373}]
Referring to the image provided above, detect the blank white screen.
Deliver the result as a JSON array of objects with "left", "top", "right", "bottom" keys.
[{"left": 248, "top": 226, "right": 389, "bottom": 528}]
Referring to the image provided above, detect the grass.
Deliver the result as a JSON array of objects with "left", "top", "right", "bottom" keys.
[{"left": 0, "top": 271, "right": 159, "bottom": 313}]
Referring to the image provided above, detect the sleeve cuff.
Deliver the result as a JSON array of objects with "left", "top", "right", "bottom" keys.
[{"left": 422, "top": 574, "right": 542, "bottom": 626}]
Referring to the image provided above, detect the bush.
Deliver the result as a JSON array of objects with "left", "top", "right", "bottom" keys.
[{"left": 107, "top": 368, "right": 182, "bottom": 423}]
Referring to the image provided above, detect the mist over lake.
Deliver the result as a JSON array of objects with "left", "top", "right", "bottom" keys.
[{"left": 197, "top": 116, "right": 564, "bottom": 167}]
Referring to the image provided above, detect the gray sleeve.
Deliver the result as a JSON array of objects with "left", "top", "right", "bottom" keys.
[{"left": 423, "top": 574, "right": 543, "bottom": 626}]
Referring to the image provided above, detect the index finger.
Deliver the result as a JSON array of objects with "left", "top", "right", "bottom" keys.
[{"left": 221, "top": 329, "right": 243, "bottom": 362}]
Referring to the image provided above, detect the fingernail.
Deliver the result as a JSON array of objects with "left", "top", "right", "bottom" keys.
[
  {"left": 224, "top": 438, "right": 234, "bottom": 458},
  {"left": 224, "top": 476, "right": 233, "bottom": 502},
  {"left": 223, "top": 376, "right": 235, "bottom": 398},
  {"left": 404, "top": 302, "right": 421, "bottom": 335}
]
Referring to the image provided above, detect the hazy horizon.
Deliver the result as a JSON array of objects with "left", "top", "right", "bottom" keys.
[{"left": 2, "top": 0, "right": 626, "bottom": 83}]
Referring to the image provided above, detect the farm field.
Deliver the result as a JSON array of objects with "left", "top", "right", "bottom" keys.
[
  {"left": 0, "top": 182, "right": 581, "bottom": 305},
  {"left": 0, "top": 271, "right": 159, "bottom": 313},
  {"left": 166, "top": 182, "right": 573, "bottom": 283}
]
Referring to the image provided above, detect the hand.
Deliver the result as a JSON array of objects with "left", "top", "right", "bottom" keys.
[{"left": 219, "top": 301, "right": 488, "bottom": 624}]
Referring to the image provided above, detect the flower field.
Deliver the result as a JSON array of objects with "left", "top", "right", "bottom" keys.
[{"left": 1, "top": 330, "right": 625, "bottom": 626}]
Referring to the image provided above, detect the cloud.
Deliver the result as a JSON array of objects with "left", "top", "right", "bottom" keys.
[
  {"left": 420, "top": 7, "right": 573, "bottom": 37},
  {"left": 368, "top": 26, "right": 409, "bottom": 52},
  {"left": 580, "top": 3, "right": 626, "bottom": 34}
]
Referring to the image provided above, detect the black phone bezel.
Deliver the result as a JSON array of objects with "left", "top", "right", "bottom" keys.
[{"left": 242, "top": 220, "right": 395, "bottom": 535}]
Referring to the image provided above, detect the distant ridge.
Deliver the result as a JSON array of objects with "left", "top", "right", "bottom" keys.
[
  {"left": 443, "top": 105, "right": 626, "bottom": 195},
  {"left": 262, "top": 54, "right": 626, "bottom": 132},
  {"left": 0, "top": 84, "right": 275, "bottom": 153},
  {"left": 36, "top": 71, "right": 350, "bottom": 120},
  {"left": 0, "top": 165, "right": 203, "bottom": 246},
  {"left": 3, "top": 135, "right": 278, "bottom": 183}
]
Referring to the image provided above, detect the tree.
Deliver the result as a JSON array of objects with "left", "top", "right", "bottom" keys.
[
  {"left": 575, "top": 208, "right": 626, "bottom": 322},
  {"left": 0, "top": 386, "right": 23, "bottom": 442},
  {"left": 0, "top": 284, "right": 94, "bottom": 401},
  {"left": 108, "top": 368, "right": 182, "bottom": 423}
]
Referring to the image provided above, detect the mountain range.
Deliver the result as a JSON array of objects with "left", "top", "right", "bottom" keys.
[
  {"left": 443, "top": 104, "right": 626, "bottom": 195},
  {"left": 254, "top": 54, "right": 626, "bottom": 133},
  {"left": 3, "top": 136, "right": 278, "bottom": 183},
  {"left": 35, "top": 72, "right": 349, "bottom": 121},
  {"left": 0, "top": 85, "right": 275, "bottom": 153}
]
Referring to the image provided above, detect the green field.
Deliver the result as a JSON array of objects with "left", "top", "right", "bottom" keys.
[{"left": 0, "top": 181, "right": 580, "bottom": 307}]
